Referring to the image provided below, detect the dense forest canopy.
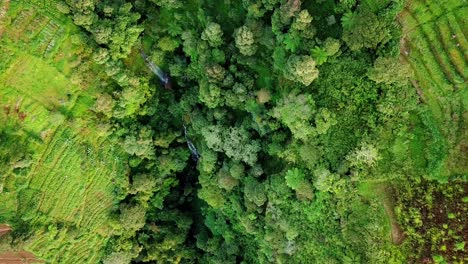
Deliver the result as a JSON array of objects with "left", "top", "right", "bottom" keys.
[{"left": 0, "top": 0, "right": 466, "bottom": 263}]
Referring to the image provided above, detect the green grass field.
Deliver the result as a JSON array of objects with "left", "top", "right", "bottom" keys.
[
  {"left": 0, "top": 1, "right": 127, "bottom": 262},
  {"left": 399, "top": 0, "right": 467, "bottom": 182}
]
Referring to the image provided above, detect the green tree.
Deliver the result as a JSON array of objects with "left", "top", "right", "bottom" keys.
[
  {"left": 92, "top": 48, "right": 110, "bottom": 64},
  {"left": 342, "top": 10, "right": 390, "bottom": 50},
  {"left": 199, "top": 81, "right": 223, "bottom": 108},
  {"left": 292, "top": 10, "right": 312, "bottom": 31},
  {"left": 234, "top": 26, "right": 257, "bottom": 56},
  {"left": 285, "top": 55, "right": 319, "bottom": 86},
  {"left": 201, "top": 23, "right": 224, "bottom": 48},
  {"left": 272, "top": 92, "right": 316, "bottom": 140},
  {"left": 323, "top": 37, "right": 341, "bottom": 56},
  {"left": 314, "top": 108, "right": 337, "bottom": 135},
  {"left": 368, "top": 56, "right": 412, "bottom": 86},
  {"left": 102, "top": 251, "right": 133, "bottom": 264},
  {"left": 244, "top": 177, "right": 267, "bottom": 206},
  {"left": 120, "top": 203, "right": 146, "bottom": 233},
  {"left": 122, "top": 127, "right": 154, "bottom": 159},
  {"left": 285, "top": 168, "right": 314, "bottom": 200}
]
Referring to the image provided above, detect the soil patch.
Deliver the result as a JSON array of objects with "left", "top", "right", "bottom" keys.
[
  {"left": 0, "top": 250, "right": 43, "bottom": 264},
  {"left": 0, "top": 224, "right": 11, "bottom": 237}
]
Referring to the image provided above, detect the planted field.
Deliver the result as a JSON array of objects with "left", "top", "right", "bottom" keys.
[
  {"left": 0, "top": 1, "right": 127, "bottom": 263},
  {"left": 399, "top": 0, "right": 467, "bottom": 182}
]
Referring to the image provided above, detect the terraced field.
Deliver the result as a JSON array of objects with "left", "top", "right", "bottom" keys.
[
  {"left": 399, "top": 0, "right": 467, "bottom": 182},
  {"left": 0, "top": 1, "right": 128, "bottom": 263}
]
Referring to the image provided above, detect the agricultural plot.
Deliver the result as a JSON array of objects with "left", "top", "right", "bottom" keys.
[
  {"left": 399, "top": 0, "right": 467, "bottom": 182},
  {"left": 0, "top": 1, "right": 128, "bottom": 263}
]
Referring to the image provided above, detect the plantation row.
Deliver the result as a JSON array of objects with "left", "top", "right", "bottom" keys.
[
  {"left": 0, "top": 2, "right": 128, "bottom": 263},
  {"left": 401, "top": 1, "right": 466, "bottom": 92},
  {"left": 400, "top": 0, "right": 467, "bottom": 183}
]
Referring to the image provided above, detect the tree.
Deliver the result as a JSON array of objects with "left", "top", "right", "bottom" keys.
[
  {"left": 199, "top": 81, "right": 223, "bottom": 108},
  {"left": 244, "top": 177, "right": 267, "bottom": 206},
  {"left": 56, "top": 2, "right": 70, "bottom": 14},
  {"left": 314, "top": 108, "right": 337, "bottom": 135},
  {"left": 93, "top": 93, "right": 115, "bottom": 118},
  {"left": 92, "top": 23, "right": 112, "bottom": 44},
  {"left": 120, "top": 203, "right": 146, "bottom": 233},
  {"left": 158, "top": 36, "right": 180, "bottom": 52},
  {"left": 292, "top": 10, "right": 312, "bottom": 31},
  {"left": 201, "top": 23, "right": 224, "bottom": 48},
  {"left": 311, "top": 46, "right": 329, "bottom": 65},
  {"left": 131, "top": 174, "right": 157, "bottom": 195},
  {"left": 206, "top": 64, "right": 226, "bottom": 84},
  {"left": 285, "top": 168, "right": 314, "bottom": 200},
  {"left": 272, "top": 92, "right": 316, "bottom": 140},
  {"left": 323, "top": 37, "right": 341, "bottom": 56},
  {"left": 92, "top": 48, "right": 110, "bottom": 64},
  {"left": 285, "top": 55, "right": 319, "bottom": 86},
  {"left": 347, "top": 142, "right": 381, "bottom": 168},
  {"left": 367, "top": 56, "right": 412, "bottom": 86},
  {"left": 222, "top": 127, "right": 261, "bottom": 166},
  {"left": 234, "top": 26, "right": 257, "bottom": 56},
  {"left": 122, "top": 127, "right": 154, "bottom": 159},
  {"left": 342, "top": 10, "right": 391, "bottom": 50},
  {"left": 102, "top": 251, "right": 133, "bottom": 264}
]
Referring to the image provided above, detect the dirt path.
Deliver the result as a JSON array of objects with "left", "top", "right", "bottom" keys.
[
  {"left": 375, "top": 185, "right": 406, "bottom": 245},
  {"left": 0, "top": 251, "right": 43, "bottom": 264},
  {"left": 0, "top": 224, "right": 11, "bottom": 237}
]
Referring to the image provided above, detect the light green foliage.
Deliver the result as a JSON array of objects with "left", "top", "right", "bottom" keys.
[
  {"left": 311, "top": 46, "right": 329, "bottom": 65},
  {"left": 286, "top": 55, "right": 319, "bottom": 86},
  {"left": 285, "top": 168, "right": 314, "bottom": 200},
  {"left": 234, "top": 26, "right": 257, "bottom": 56},
  {"left": 323, "top": 37, "right": 341, "bottom": 56},
  {"left": 285, "top": 168, "right": 304, "bottom": 190},
  {"left": 368, "top": 56, "right": 412, "bottom": 86},
  {"left": 201, "top": 22, "right": 224, "bottom": 48},
  {"left": 314, "top": 108, "right": 337, "bottom": 135},
  {"left": 56, "top": 1, "right": 70, "bottom": 14},
  {"left": 272, "top": 92, "right": 316, "bottom": 140},
  {"left": 199, "top": 81, "right": 223, "bottom": 108},
  {"left": 217, "top": 166, "right": 239, "bottom": 191},
  {"left": 206, "top": 64, "right": 226, "bottom": 83},
  {"left": 131, "top": 174, "right": 157, "bottom": 195},
  {"left": 93, "top": 48, "right": 110, "bottom": 64},
  {"left": 157, "top": 36, "right": 179, "bottom": 52},
  {"left": 199, "top": 185, "right": 226, "bottom": 208},
  {"left": 151, "top": 0, "right": 182, "bottom": 9},
  {"left": 102, "top": 251, "right": 133, "bottom": 264},
  {"left": 201, "top": 125, "right": 261, "bottom": 165},
  {"left": 94, "top": 93, "right": 115, "bottom": 117},
  {"left": 292, "top": 10, "right": 312, "bottom": 31},
  {"left": 120, "top": 203, "right": 146, "bottom": 233},
  {"left": 313, "top": 167, "right": 342, "bottom": 194},
  {"left": 347, "top": 142, "right": 381, "bottom": 168},
  {"left": 122, "top": 127, "right": 154, "bottom": 159},
  {"left": 223, "top": 127, "right": 261, "bottom": 166}
]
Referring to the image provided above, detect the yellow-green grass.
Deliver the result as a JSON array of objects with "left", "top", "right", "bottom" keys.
[
  {"left": 399, "top": 0, "right": 467, "bottom": 182},
  {"left": 0, "top": 1, "right": 128, "bottom": 263}
]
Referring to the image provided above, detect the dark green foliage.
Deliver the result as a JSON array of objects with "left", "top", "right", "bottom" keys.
[{"left": 342, "top": 10, "right": 391, "bottom": 50}]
